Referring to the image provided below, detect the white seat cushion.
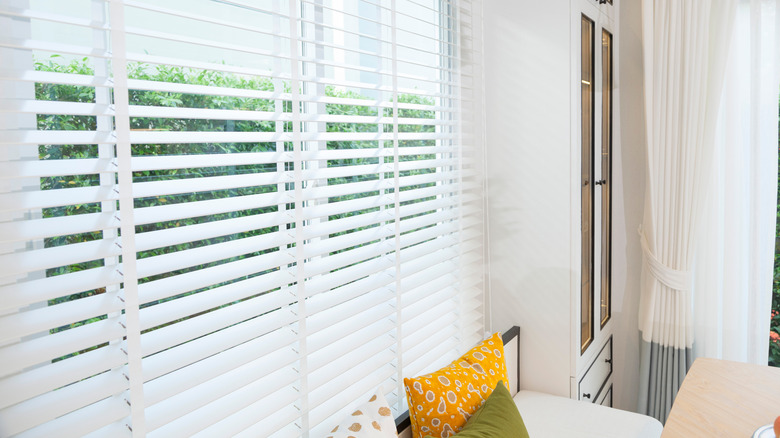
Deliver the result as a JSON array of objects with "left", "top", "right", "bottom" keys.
[{"left": 513, "top": 390, "right": 663, "bottom": 438}]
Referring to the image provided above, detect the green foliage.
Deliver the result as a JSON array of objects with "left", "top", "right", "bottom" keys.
[
  {"left": 771, "top": 96, "right": 780, "bottom": 367},
  {"left": 36, "top": 55, "right": 441, "bottom": 360}
]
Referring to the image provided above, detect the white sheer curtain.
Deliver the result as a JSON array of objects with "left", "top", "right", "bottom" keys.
[
  {"left": 692, "top": 0, "right": 780, "bottom": 365},
  {"left": 637, "top": 0, "right": 737, "bottom": 423}
]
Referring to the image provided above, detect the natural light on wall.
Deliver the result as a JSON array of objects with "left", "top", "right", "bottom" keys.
[{"left": 0, "top": 0, "right": 486, "bottom": 436}]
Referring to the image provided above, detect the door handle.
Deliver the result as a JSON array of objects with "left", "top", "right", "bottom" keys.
[{"left": 594, "top": 179, "right": 606, "bottom": 186}]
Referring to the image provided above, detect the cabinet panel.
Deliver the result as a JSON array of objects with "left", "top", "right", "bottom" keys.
[
  {"left": 597, "top": 384, "right": 613, "bottom": 407},
  {"left": 578, "top": 337, "right": 612, "bottom": 402}
]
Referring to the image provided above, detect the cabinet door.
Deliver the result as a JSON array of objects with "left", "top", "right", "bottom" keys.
[{"left": 577, "top": 3, "right": 614, "bottom": 356}]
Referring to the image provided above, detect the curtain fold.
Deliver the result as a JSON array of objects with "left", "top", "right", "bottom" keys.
[{"left": 638, "top": 0, "right": 737, "bottom": 423}]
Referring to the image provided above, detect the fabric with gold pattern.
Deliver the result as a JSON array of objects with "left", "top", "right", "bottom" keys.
[
  {"left": 403, "top": 332, "right": 508, "bottom": 438},
  {"left": 327, "top": 390, "right": 398, "bottom": 438}
]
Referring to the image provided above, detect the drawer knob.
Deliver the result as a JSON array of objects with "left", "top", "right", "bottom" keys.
[
  {"left": 605, "top": 358, "right": 612, "bottom": 364},
  {"left": 583, "top": 393, "right": 591, "bottom": 399}
]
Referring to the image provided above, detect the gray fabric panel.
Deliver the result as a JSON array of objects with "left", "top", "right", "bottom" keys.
[{"left": 637, "top": 340, "right": 692, "bottom": 424}]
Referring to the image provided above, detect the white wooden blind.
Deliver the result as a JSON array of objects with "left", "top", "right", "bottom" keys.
[{"left": 0, "top": 0, "right": 485, "bottom": 436}]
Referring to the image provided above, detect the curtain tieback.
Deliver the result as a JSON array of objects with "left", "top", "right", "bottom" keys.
[{"left": 638, "top": 226, "right": 691, "bottom": 291}]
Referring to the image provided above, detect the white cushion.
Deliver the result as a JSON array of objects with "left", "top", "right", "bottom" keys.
[
  {"left": 513, "top": 390, "right": 663, "bottom": 438},
  {"left": 327, "top": 390, "right": 398, "bottom": 438}
]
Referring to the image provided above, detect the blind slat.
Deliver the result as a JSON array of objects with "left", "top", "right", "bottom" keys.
[
  {"left": 0, "top": 237, "right": 121, "bottom": 278},
  {"left": 0, "top": 291, "right": 123, "bottom": 344},
  {"left": 0, "top": 344, "right": 126, "bottom": 411},
  {"left": 132, "top": 191, "right": 285, "bottom": 226},
  {"left": 0, "top": 37, "right": 109, "bottom": 59},
  {"left": 146, "top": 366, "right": 300, "bottom": 435},
  {"left": 135, "top": 232, "right": 291, "bottom": 280},
  {"left": 0, "top": 99, "right": 112, "bottom": 116},
  {"left": 141, "top": 311, "right": 298, "bottom": 384},
  {"left": 139, "top": 270, "right": 292, "bottom": 332},
  {"left": 137, "top": 250, "right": 290, "bottom": 305},
  {"left": 0, "top": 266, "right": 122, "bottom": 313},
  {"left": 0, "top": 158, "right": 114, "bottom": 179},
  {"left": 0, "top": 369, "right": 127, "bottom": 437},
  {"left": 0, "top": 5, "right": 111, "bottom": 30},
  {"left": 139, "top": 299, "right": 296, "bottom": 358},
  {"left": 11, "top": 396, "right": 129, "bottom": 438},
  {"left": 143, "top": 328, "right": 297, "bottom": 405},
  {"left": 0, "top": 317, "right": 124, "bottom": 378},
  {"left": 200, "top": 398, "right": 300, "bottom": 438}
]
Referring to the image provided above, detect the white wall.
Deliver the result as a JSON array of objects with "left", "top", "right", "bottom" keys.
[
  {"left": 483, "top": 0, "right": 646, "bottom": 412},
  {"left": 611, "top": 0, "right": 645, "bottom": 413},
  {"left": 483, "top": 0, "right": 573, "bottom": 398}
]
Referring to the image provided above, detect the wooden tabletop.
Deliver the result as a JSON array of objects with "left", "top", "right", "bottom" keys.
[{"left": 662, "top": 357, "right": 780, "bottom": 437}]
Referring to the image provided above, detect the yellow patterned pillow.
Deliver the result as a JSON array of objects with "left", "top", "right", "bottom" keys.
[{"left": 403, "top": 332, "right": 508, "bottom": 438}]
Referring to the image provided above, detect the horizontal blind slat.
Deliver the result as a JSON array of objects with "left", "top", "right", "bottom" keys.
[
  {"left": 200, "top": 397, "right": 300, "bottom": 438},
  {"left": 135, "top": 232, "right": 291, "bottom": 279},
  {"left": 139, "top": 297, "right": 295, "bottom": 358},
  {"left": 0, "top": 70, "right": 112, "bottom": 87},
  {"left": 0, "top": 185, "right": 117, "bottom": 212},
  {"left": 0, "top": 266, "right": 122, "bottom": 313},
  {"left": 0, "top": 344, "right": 126, "bottom": 411},
  {"left": 0, "top": 237, "right": 121, "bottom": 277},
  {"left": 139, "top": 270, "right": 292, "bottom": 331},
  {"left": 10, "top": 396, "right": 129, "bottom": 438},
  {"left": 308, "top": 335, "right": 395, "bottom": 389},
  {"left": 141, "top": 310, "right": 298, "bottom": 385},
  {"left": 146, "top": 366, "right": 300, "bottom": 435},
  {"left": 0, "top": 37, "right": 110, "bottom": 59},
  {"left": 126, "top": 130, "right": 453, "bottom": 145},
  {"left": 0, "top": 5, "right": 111, "bottom": 30},
  {"left": 306, "top": 268, "right": 395, "bottom": 316},
  {"left": 0, "top": 158, "right": 114, "bottom": 179},
  {"left": 133, "top": 191, "right": 285, "bottom": 226},
  {"left": 132, "top": 172, "right": 283, "bottom": 198},
  {"left": 307, "top": 288, "right": 395, "bottom": 334},
  {"left": 137, "top": 250, "right": 290, "bottom": 305},
  {"left": 0, "top": 317, "right": 124, "bottom": 378},
  {"left": 307, "top": 319, "right": 396, "bottom": 369},
  {"left": 0, "top": 292, "right": 123, "bottom": 343},
  {"left": 134, "top": 211, "right": 287, "bottom": 252},
  {"left": 0, "top": 99, "right": 112, "bottom": 116},
  {"left": 123, "top": 25, "right": 279, "bottom": 60},
  {"left": 126, "top": 78, "right": 277, "bottom": 99},
  {"left": 304, "top": 258, "right": 396, "bottom": 301},
  {"left": 125, "top": 52, "right": 276, "bottom": 82},
  {"left": 143, "top": 328, "right": 297, "bottom": 406},
  {"left": 0, "top": 128, "right": 115, "bottom": 144},
  {"left": 0, "top": 369, "right": 127, "bottom": 437}
]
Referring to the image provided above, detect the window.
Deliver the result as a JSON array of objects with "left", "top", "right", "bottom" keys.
[{"left": 0, "top": 0, "right": 485, "bottom": 436}]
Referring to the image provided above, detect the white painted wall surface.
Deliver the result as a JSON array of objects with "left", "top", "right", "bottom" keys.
[
  {"left": 483, "top": 0, "right": 573, "bottom": 398},
  {"left": 483, "top": 0, "right": 646, "bottom": 412},
  {"left": 611, "top": 0, "right": 645, "bottom": 413}
]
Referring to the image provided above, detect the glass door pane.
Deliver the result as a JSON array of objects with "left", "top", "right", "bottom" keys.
[
  {"left": 580, "top": 14, "right": 594, "bottom": 354},
  {"left": 600, "top": 29, "right": 613, "bottom": 328}
]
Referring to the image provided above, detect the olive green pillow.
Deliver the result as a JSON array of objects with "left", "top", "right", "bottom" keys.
[{"left": 424, "top": 380, "right": 530, "bottom": 438}]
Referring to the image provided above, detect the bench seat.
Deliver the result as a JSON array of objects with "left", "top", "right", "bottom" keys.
[{"left": 513, "top": 390, "right": 663, "bottom": 438}]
